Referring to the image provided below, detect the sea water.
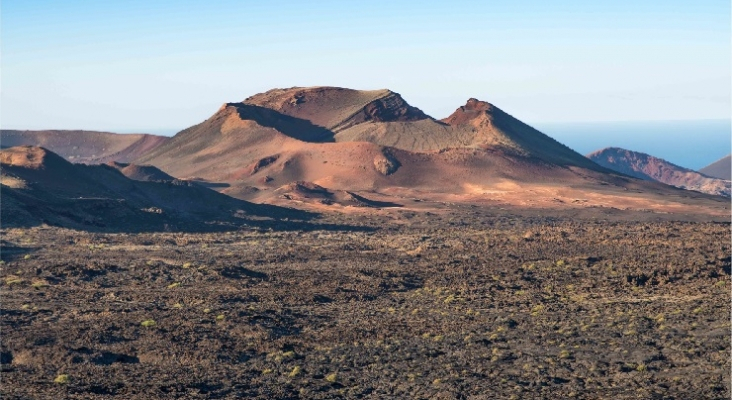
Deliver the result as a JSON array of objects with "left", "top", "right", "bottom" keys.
[{"left": 537, "top": 120, "right": 731, "bottom": 171}]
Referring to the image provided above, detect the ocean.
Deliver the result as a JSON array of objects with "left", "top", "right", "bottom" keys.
[{"left": 536, "top": 120, "right": 731, "bottom": 171}]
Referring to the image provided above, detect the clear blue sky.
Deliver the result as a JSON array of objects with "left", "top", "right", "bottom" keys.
[{"left": 2, "top": 0, "right": 730, "bottom": 134}]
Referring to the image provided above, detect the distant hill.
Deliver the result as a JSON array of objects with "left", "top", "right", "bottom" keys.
[
  {"left": 133, "top": 86, "right": 729, "bottom": 215},
  {"left": 136, "top": 86, "right": 618, "bottom": 199},
  {"left": 699, "top": 155, "right": 731, "bottom": 180},
  {"left": 8, "top": 87, "right": 724, "bottom": 216},
  {"left": 0, "top": 130, "right": 169, "bottom": 164},
  {"left": 0, "top": 146, "right": 312, "bottom": 231},
  {"left": 587, "top": 147, "right": 730, "bottom": 197}
]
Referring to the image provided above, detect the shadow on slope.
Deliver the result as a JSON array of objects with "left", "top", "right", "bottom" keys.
[
  {"left": 0, "top": 146, "right": 373, "bottom": 234},
  {"left": 230, "top": 103, "right": 336, "bottom": 143}
]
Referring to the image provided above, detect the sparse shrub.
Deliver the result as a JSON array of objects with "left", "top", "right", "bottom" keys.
[
  {"left": 325, "top": 373, "right": 338, "bottom": 383},
  {"left": 216, "top": 314, "right": 225, "bottom": 321},
  {"left": 23, "top": 254, "right": 31, "bottom": 260},
  {"left": 54, "top": 374, "right": 69, "bottom": 384},
  {"left": 262, "top": 368, "right": 273, "bottom": 375},
  {"left": 167, "top": 282, "right": 180, "bottom": 289},
  {"left": 141, "top": 319, "right": 156, "bottom": 327},
  {"left": 31, "top": 280, "right": 48, "bottom": 289},
  {"left": 530, "top": 304, "right": 545, "bottom": 316},
  {"left": 5, "top": 277, "right": 22, "bottom": 285},
  {"left": 182, "top": 262, "right": 193, "bottom": 269},
  {"left": 288, "top": 366, "right": 301, "bottom": 377}
]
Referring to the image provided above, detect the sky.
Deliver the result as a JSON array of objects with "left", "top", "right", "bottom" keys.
[{"left": 1, "top": 0, "right": 730, "bottom": 134}]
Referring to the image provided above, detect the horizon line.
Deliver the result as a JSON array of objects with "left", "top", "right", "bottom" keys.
[{"left": 2, "top": 117, "right": 730, "bottom": 136}]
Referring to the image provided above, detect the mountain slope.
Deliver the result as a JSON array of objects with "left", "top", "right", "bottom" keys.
[
  {"left": 439, "top": 98, "right": 600, "bottom": 168},
  {"left": 0, "top": 130, "right": 169, "bottom": 164},
  {"left": 587, "top": 147, "right": 730, "bottom": 197},
  {"left": 242, "top": 88, "right": 602, "bottom": 169},
  {"left": 136, "top": 86, "right": 728, "bottom": 216},
  {"left": 135, "top": 88, "right": 608, "bottom": 193},
  {"left": 1, "top": 146, "right": 312, "bottom": 230},
  {"left": 699, "top": 155, "right": 731, "bottom": 180}
]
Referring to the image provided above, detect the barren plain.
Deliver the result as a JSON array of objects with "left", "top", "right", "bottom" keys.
[{"left": 1, "top": 207, "right": 729, "bottom": 399}]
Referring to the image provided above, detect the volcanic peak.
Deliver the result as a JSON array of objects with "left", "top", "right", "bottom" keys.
[
  {"left": 441, "top": 98, "right": 498, "bottom": 126},
  {"left": 241, "top": 86, "right": 430, "bottom": 131}
]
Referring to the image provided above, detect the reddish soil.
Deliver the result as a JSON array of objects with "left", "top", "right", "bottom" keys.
[{"left": 0, "top": 146, "right": 314, "bottom": 231}]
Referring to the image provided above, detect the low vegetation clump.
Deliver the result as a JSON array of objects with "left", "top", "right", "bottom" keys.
[
  {"left": 5, "top": 277, "right": 23, "bottom": 285},
  {"left": 288, "top": 366, "right": 301, "bottom": 377}
]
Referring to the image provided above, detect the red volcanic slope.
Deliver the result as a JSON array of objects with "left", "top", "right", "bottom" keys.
[
  {"left": 587, "top": 147, "right": 730, "bottom": 197},
  {"left": 134, "top": 86, "right": 727, "bottom": 214}
]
